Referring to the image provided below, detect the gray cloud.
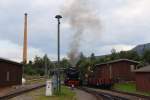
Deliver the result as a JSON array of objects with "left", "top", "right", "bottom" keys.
[{"left": 0, "top": 0, "right": 150, "bottom": 61}]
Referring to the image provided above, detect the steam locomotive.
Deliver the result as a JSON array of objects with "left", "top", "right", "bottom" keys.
[
  {"left": 64, "top": 67, "right": 81, "bottom": 87},
  {"left": 64, "top": 67, "right": 112, "bottom": 89}
]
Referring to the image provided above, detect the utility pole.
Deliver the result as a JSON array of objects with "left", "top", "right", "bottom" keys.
[
  {"left": 44, "top": 55, "right": 48, "bottom": 78},
  {"left": 55, "top": 15, "right": 62, "bottom": 94},
  {"left": 55, "top": 15, "right": 62, "bottom": 65}
]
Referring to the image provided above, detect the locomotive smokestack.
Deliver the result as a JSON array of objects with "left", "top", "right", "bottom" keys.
[{"left": 23, "top": 13, "right": 28, "bottom": 64}]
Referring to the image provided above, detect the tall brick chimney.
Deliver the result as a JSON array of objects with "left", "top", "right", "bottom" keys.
[{"left": 23, "top": 13, "right": 28, "bottom": 64}]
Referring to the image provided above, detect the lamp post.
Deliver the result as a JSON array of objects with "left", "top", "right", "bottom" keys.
[{"left": 55, "top": 15, "right": 62, "bottom": 94}]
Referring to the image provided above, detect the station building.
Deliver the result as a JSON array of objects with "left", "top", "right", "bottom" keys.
[
  {"left": 0, "top": 58, "right": 23, "bottom": 87},
  {"left": 95, "top": 59, "right": 139, "bottom": 82},
  {"left": 134, "top": 66, "right": 150, "bottom": 92}
]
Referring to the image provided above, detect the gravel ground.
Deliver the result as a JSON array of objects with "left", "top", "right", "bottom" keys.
[
  {"left": 10, "top": 88, "right": 99, "bottom": 100},
  {"left": 9, "top": 88, "right": 42, "bottom": 100},
  {"left": 74, "top": 89, "right": 98, "bottom": 100},
  {"left": 9, "top": 87, "right": 75, "bottom": 100},
  {"left": 10, "top": 95, "right": 33, "bottom": 100}
]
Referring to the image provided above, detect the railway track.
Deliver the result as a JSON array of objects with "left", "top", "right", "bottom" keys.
[
  {"left": 110, "top": 89, "right": 150, "bottom": 99},
  {"left": 80, "top": 87, "right": 150, "bottom": 100},
  {"left": 80, "top": 87, "right": 127, "bottom": 100},
  {"left": 0, "top": 83, "right": 45, "bottom": 100}
]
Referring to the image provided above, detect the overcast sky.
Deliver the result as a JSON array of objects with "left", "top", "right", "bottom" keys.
[{"left": 0, "top": 0, "right": 150, "bottom": 62}]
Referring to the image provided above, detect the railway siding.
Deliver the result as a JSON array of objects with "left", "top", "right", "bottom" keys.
[
  {"left": 81, "top": 87, "right": 149, "bottom": 100},
  {"left": 111, "top": 89, "right": 150, "bottom": 99},
  {"left": 0, "top": 83, "right": 45, "bottom": 100}
]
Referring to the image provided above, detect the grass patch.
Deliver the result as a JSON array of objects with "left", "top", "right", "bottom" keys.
[
  {"left": 113, "top": 82, "right": 150, "bottom": 96},
  {"left": 12, "top": 86, "right": 76, "bottom": 100},
  {"left": 113, "top": 82, "right": 136, "bottom": 92}
]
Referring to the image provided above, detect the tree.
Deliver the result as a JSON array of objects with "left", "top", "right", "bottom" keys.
[
  {"left": 77, "top": 59, "right": 90, "bottom": 80},
  {"left": 127, "top": 51, "right": 140, "bottom": 61},
  {"left": 43, "top": 54, "right": 53, "bottom": 76},
  {"left": 60, "top": 58, "right": 71, "bottom": 68},
  {"left": 143, "top": 50, "right": 150, "bottom": 64},
  {"left": 90, "top": 53, "right": 96, "bottom": 61},
  {"left": 24, "top": 54, "right": 55, "bottom": 76},
  {"left": 117, "top": 50, "right": 140, "bottom": 61},
  {"left": 119, "top": 51, "right": 128, "bottom": 59},
  {"left": 90, "top": 53, "right": 96, "bottom": 71},
  {"left": 76, "top": 52, "right": 86, "bottom": 67},
  {"left": 24, "top": 61, "right": 37, "bottom": 75},
  {"left": 33, "top": 56, "right": 45, "bottom": 76},
  {"left": 110, "top": 48, "right": 119, "bottom": 60},
  {"left": 76, "top": 52, "right": 89, "bottom": 79},
  {"left": 79, "top": 52, "right": 86, "bottom": 60}
]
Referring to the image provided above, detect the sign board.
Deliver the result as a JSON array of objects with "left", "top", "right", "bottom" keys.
[{"left": 46, "top": 80, "right": 53, "bottom": 96}]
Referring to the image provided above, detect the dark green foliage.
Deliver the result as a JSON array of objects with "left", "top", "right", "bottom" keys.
[
  {"left": 110, "top": 48, "right": 119, "bottom": 60},
  {"left": 24, "top": 48, "right": 150, "bottom": 77},
  {"left": 75, "top": 49, "right": 144, "bottom": 81},
  {"left": 143, "top": 50, "right": 150, "bottom": 64},
  {"left": 24, "top": 54, "right": 54, "bottom": 76},
  {"left": 109, "top": 49, "right": 140, "bottom": 61},
  {"left": 60, "top": 58, "right": 71, "bottom": 68},
  {"left": 118, "top": 51, "right": 140, "bottom": 61},
  {"left": 24, "top": 54, "right": 71, "bottom": 76},
  {"left": 76, "top": 53, "right": 89, "bottom": 79},
  {"left": 89, "top": 53, "right": 97, "bottom": 71},
  {"left": 24, "top": 62, "right": 37, "bottom": 75}
]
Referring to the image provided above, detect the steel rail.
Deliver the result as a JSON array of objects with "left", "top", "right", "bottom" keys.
[
  {"left": 79, "top": 87, "right": 149, "bottom": 100},
  {"left": 0, "top": 83, "right": 45, "bottom": 100}
]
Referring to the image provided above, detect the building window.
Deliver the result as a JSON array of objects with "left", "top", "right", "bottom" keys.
[
  {"left": 130, "top": 65, "right": 135, "bottom": 71},
  {"left": 109, "top": 65, "right": 112, "bottom": 79},
  {"left": 6, "top": 72, "right": 10, "bottom": 81}
]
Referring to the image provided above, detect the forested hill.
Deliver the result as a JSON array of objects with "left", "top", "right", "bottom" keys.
[{"left": 132, "top": 43, "right": 150, "bottom": 55}]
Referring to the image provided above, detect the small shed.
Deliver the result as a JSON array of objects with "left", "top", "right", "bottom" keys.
[
  {"left": 95, "top": 59, "right": 139, "bottom": 82},
  {"left": 0, "top": 58, "right": 23, "bottom": 87},
  {"left": 134, "top": 66, "right": 150, "bottom": 92}
]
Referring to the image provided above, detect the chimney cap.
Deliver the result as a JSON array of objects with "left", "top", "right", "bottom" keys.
[{"left": 24, "top": 13, "right": 28, "bottom": 16}]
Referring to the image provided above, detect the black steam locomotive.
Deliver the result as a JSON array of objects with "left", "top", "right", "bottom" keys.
[{"left": 64, "top": 67, "right": 81, "bottom": 87}]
